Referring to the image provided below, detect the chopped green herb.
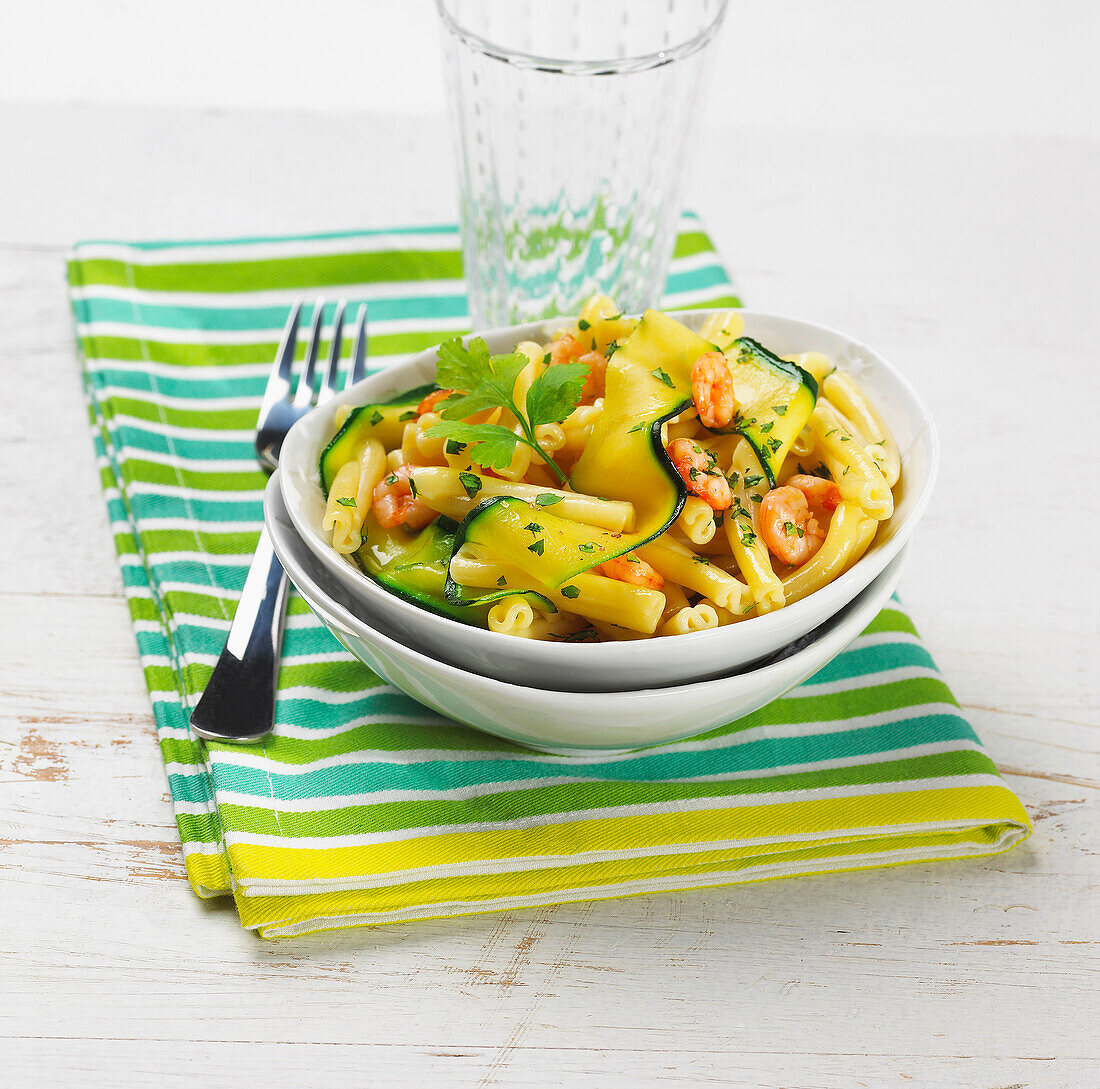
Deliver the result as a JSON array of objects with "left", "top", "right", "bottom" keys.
[
  {"left": 784, "top": 521, "right": 795, "bottom": 536},
  {"left": 840, "top": 435, "right": 851, "bottom": 443},
  {"left": 740, "top": 528, "right": 757, "bottom": 547},
  {"left": 398, "top": 410, "right": 418, "bottom": 421},
  {"left": 369, "top": 409, "right": 384, "bottom": 426},
  {"left": 408, "top": 478, "right": 419, "bottom": 499},
  {"left": 560, "top": 584, "right": 581, "bottom": 599},
  {"left": 605, "top": 340, "right": 620, "bottom": 360},
  {"left": 543, "top": 351, "right": 551, "bottom": 365},
  {"left": 689, "top": 467, "right": 701, "bottom": 481},
  {"left": 496, "top": 575, "right": 507, "bottom": 587},
  {"left": 842, "top": 465, "right": 850, "bottom": 475},
  {"left": 692, "top": 554, "right": 709, "bottom": 565},
  {"left": 773, "top": 405, "right": 788, "bottom": 416},
  {"left": 458, "top": 472, "right": 481, "bottom": 498},
  {"left": 743, "top": 473, "right": 763, "bottom": 487},
  {"left": 750, "top": 493, "right": 763, "bottom": 503},
  {"left": 535, "top": 493, "right": 563, "bottom": 507},
  {"left": 627, "top": 421, "right": 649, "bottom": 434},
  {"left": 527, "top": 539, "right": 545, "bottom": 556},
  {"left": 727, "top": 471, "right": 740, "bottom": 488},
  {"left": 759, "top": 421, "right": 774, "bottom": 434},
  {"left": 445, "top": 439, "right": 467, "bottom": 455},
  {"left": 714, "top": 511, "right": 725, "bottom": 528},
  {"left": 383, "top": 473, "right": 398, "bottom": 486},
  {"left": 578, "top": 318, "right": 591, "bottom": 331},
  {"left": 335, "top": 496, "right": 356, "bottom": 508},
  {"left": 651, "top": 367, "right": 675, "bottom": 388},
  {"left": 577, "top": 542, "right": 596, "bottom": 553},
  {"left": 796, "top": 526, "right": 805, "bottom": 538},
  {"left": 524, "top": 522, "right": 543, "bottom": 534}
]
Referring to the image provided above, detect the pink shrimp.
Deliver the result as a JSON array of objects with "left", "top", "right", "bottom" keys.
[
  {"left": 691, "top": 351, "right": 737, "bottom": 430},
  {"left": 665, "top": 438, "right": 732, "bottom": 512},
  {"left": 550, "top": 333, "right": 606, "bottom": 399},
  {"left": 417, "top": 388, "right": 454, "bottom": 415},
  {"left": 598, "top": 554, "right": 665, "bottom": 590},
  {"left": 758, "top": 486, "right": 826, "bottom": 566},
  {"left": 371, "top": 465, "right": 436, "bottom": 530},
  {"left": 785, "top": 473, "right": 841, "bottom": 512}
]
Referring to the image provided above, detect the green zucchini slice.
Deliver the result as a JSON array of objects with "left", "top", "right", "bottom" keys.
[
  {"left": 570, "top": 308, "right": 717, "bottom": 549},
  {"left": 447, "top": 496, "right": 627, "bottom": 597},
  {"left": 718, "top": 338, "right": 818, "bottom": 487},
  {"left": 355, "top": 514, "right": 552, "bottom": 624},
  {"left": 319, "top": 383, "right": 437, "bottom": 497}
]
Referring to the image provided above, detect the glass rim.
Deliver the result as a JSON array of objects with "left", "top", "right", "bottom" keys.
[{"left": 433, "top": 0, "right": 729, "bottom": 76}]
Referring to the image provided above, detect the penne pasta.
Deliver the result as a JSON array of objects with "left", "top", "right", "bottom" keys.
[
  {"left": 809, "top": 400, "right": 894, "bottom": 519},
  {"left": 320, "top": 297, "right": 902, "bottom": 641},
  {"left": 822, "top": 371, "right": 900, "bottom": 487}
]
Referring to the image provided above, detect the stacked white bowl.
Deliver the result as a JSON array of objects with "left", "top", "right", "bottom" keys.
[{"left": 265, "top": 310, "right": 938, "bottom": 755}]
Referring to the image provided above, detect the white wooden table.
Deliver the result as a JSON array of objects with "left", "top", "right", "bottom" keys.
[{"left": 2, "top": 103, "right": 1097, "bottom": 1088}]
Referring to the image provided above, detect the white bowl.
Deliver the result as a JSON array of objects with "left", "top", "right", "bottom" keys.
[
  {"left": 279, "top": 308, "right": 937, "bottom": 692},
  {"left": 267, "top": 476, "right": 909, "bottom": 755}
]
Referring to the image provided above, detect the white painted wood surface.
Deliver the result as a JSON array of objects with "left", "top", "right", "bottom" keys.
[{"left": 1, "top": 103, "right": 1097, "bottom": 1088}]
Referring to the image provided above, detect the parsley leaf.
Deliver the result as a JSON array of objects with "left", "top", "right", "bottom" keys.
[
  {"left": 560, "top": 584, "right": 580, "bottom": 599},
  {"left": 496, "top": 575, "right": 507, "bottom": 586},
  {"left": 336, "top": 496, "right": 356, "bottom": 508},
  {"left": 524, "top": 522, "right": 543, "bottom": 534},
  {"left": 651, "top": 367, "right": 675, "bottom": 388},
  {"left": 458, "top": 471, "right": 482, "bottom": 498},
  {"left": 369, "top": 409, "right": 383, "bottom": 426},
  {"left": 434, "top": 337, "right": 528, "bottom": 420},
  {"left": 535, "top": 493, "right": 563, "bottom": 507},
  {"left": 429, "top": 420, "right": 521, "bottom": 472},
  {"left": 528, "top": 539, "right": 545, "bottom": 556},
  {"left": 525, "top": 360, "right": 588, "bottom": 428}
]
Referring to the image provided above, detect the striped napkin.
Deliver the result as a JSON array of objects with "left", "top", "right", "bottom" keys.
[{"left": 69, "top": 217, "right": 1030, "bottom": 937}]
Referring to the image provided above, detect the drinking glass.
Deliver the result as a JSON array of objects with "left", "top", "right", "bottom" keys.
[{"left": 436, "top": 0, "right": 729, "bottom": 329}]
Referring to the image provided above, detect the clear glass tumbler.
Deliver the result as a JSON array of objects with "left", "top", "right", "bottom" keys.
[{"left": 436, "top": 0, "right": 729, "bottom": 329}]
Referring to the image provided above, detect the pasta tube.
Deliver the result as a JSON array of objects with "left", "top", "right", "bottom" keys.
[
  {"left": 780, "top": 501, "right": 867, "bottom": 605},
  {"left": 322, "top": 460, "right": 360, "bottom": 553},
  {"left": 658, "top": 604, "right": 720, "bottom": 638},
  {"left": 487, "top": 596, "right": 539, "bottom": 637},
  {"left": 822, "top": 371, "right": 900, "bottom": 487},
  {"left": 724, "top": 439, "right": 785, "bottom": 612},
  {"left": 448, "top": 551, "right": 665, "bottom": 634},
  {"left": 408, "top": 467, "right": 635, "bottom": 532},
  {"left": 676, "top": 496, "right": 717, "bottom": 545},
  {"left": 809, "top": 400, "right": 894, "bottom": 519},
  {"left": 636, "top": 536, "right": 749, "bottom": 612},
  {"left": 698, "top": 310, "right": 745, "bottom": 350}
]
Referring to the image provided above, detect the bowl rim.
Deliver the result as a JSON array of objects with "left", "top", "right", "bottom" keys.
[
  {"left": 268, "top": 474, "right": 911, "bottom": 705},
  {"left": 277, "top": 306, "right": 938, "bottom": 657}
]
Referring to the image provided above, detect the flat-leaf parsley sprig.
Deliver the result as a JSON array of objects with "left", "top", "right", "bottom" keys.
[{"left": 423, "top": 337, "right": 587, "bottom": 484}]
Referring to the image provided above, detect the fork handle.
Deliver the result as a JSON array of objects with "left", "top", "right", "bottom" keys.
[{"left": 189, "top": 526, "right": 290, "bottom": 744}]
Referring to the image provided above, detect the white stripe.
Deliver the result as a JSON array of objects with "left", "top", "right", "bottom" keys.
[
  {"left": 244, "top": 812, "right": 1011, "bottom": 895},
  {"left": 101, "top": 412, "right": 255, "bottom": 443},
  {"left": 133, "top": 611, "right": 324, "bottom": 635},
  {"left": 208, "top": 738, "right": 985, "bottom": 814},
  {"left": 201, "top": 699, "right": 965, "bottom": 773},
  {"left": 70, "top": 277, "right": 464, "bottom": 308},
  {"left": 72, "top": 231, "right": 462, "bottom": 265},
  {"left": 661, "top": 282, "right": 741, "bottom": 310},
  {"left": 126, "top": 481, "right": 262, "bottom": 504},
  {"left": 90, "top": 358, "right": 276, "bottom": 381},
  {"left": 78, "top": 313, "right": 469, "bottom": 344},
  {"left": 180, "top": 840, "right": 226, "bottom": 859},
  {"left": 210, "top": 774, "right": 1010, "bottom": 852},
  {"left": 140, "top": 550, "right": 251, "bottom": 568},
  {"left": 256, "top": 833, "right": 1029, "bottom": 934},
  {"left": 99, "top": 384, "right": 260, "bottom": 412},
  {"left": 129, "top": 517, "right": 261, "bottom": 534},
  {"left": 793, "top": 664, "right": 941, "bottom": 697},
  {"left": 118, "top": 448, "right": 257, "bottom": 473}
]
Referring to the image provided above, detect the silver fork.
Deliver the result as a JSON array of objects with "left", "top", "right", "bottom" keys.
[{"left": 190, "top": 298, "right": 368, "bottom": 744}]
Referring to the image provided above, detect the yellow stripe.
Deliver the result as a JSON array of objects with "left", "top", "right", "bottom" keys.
[
  {"left": 234, "top": 814, "right": 1029, "bottom": 933},
  {"left": 227, "top": 784, "right": 1031, "bottom": 883}
]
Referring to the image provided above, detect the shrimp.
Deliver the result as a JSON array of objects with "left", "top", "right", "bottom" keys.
[
  {"left": 758, "top": 486, "right": 826, "bottom": 566},
  {"left": 691, "top": 351, "right": 737, "bottom": 430},
  {"left": 550, "top": 333, "right": 606, "bottom": 399},
  {"left": 785, "top": 473, "right": 841, "bottom": 512},
  {"left": 598, "top": 553, "right": 665, "bottom": 590},
  {"left": 371, "top": 465, "right": 437, "bottom": 530},
  {"left": 665, "top": 438, "right": 732, "bottom": 512},
  {"left": 417, "top": 388, "right": 454, "bottom": 415}
]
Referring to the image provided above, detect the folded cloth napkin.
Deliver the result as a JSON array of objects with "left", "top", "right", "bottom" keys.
[{"left": 69, "top": 217, "right": 1030, "bottom": 937}]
